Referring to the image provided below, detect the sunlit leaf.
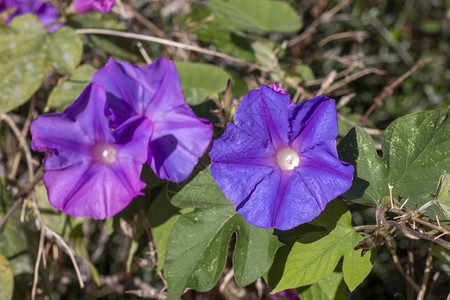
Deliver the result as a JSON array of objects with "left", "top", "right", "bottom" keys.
[
  {"left": 338, "top": 110, "right": 449, "bottom": 219},
  {"left": 435, "top": 173, "right": 450, "bottom": 220},
  {"left": 0, "top": 15, "right": 82, "bottom": 112},
  {"left": 297, "top": 271, "right": 346, "bottom": 300},
  {"left": 273, "top": 200, "right": 375, "bottom": 292},
  {"left": 164, "top": 167, "right": 283, "bottom": 300}
]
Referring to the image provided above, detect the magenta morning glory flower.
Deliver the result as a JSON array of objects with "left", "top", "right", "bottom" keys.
[
  {"left": 92, "top": 57, "right": 213, "bottom": 183},
  {"left": 209, "top": 85, "right": 354, "bottom": 230},
  {"left": 31, "top": 83, "right": 152, "bottom": 219},
  {"left": 0, "top": 0, "right": 62, "bottom": 32},
  {"left": 72, "top": 0, "right": 115, "bottom": 14}
]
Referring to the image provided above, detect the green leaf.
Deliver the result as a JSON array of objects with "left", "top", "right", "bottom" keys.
[
  {"left": 0, "top": 255, "right": 12, "bottom": 299},
  {"left": 0, "top": 15, "right": 82, "bottom": 112},
  {"left": 177, "top": 5, "right": 255, "bottom": 60},
  {"left": 273, "top": 200, "right": 375, "bottom": 293},
  {"left": 297, "top": 271, "right": 346, "bottom": 300},
  {"left": 0, "top": 208, "right": 33, "bottom": 275},
  {"left": 0, "top": 253, "right": 13, "bottom": 300},
  {"left": 148, "top": 186, "right": 181, "bottom": 273},
  {"left": 338, "top": 111, "right": 449, "bottom": 219},
  {"left": 435, "top": 173, "right": 450, "bottom": 220},
  {"left": 47, "top": 64, "right": 97, "bottom": 111},
  {"left": 47, "top": 27, "right": 83, "bottom": 75},
  {"left": 174, "top": 62, "right": 231, "bottom": 105},
  {"left": 164, "top": 167, "right": 283, "bottom": 300},
  {"left": 295, "top": 64, "right": 315, "bottom": 81},
  {"left": 209, "top": 0, "right": 302, "bottom": 33}
]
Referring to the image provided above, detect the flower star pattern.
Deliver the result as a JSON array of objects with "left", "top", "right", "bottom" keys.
[
  {"left": 31, "top": 83, "right": 152, "bottom": 219},
  {"left": 93, "top": 57, "right": 213, "bottom": 183},
  {"left": 209, "top": 85, "right": 354, "bottom": 230}
]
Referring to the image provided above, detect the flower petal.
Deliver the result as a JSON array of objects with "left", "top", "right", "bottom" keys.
[
  {"left": 289, "top": 96, "right": 338, "bottom": 151},
  {"left": 30, "top": 113, "right": 91, "bottom": 170},
  {"left": 234, "top": 85, "right": 291, "bottom": 150},
  {"left": 72, "top": 0, "right": 115, "bottom": 14},
  {"left": 63, "top": 83, "right": 114, "bottom": 143},
  {"left": 44, "top": 160, "right": 145, "bottom": 219},
  {"left": 210, "top": 123, "right": 276, "bottom": 166},
  {"left": 148, "top": 105, "right": 212, "bottom": 182},
  {"left": 234, "top": 168, "right": 283, "bottom": 229},
  {"left": 210, "top": 162, "right": 274, "bottom": 206},
  {"left": 114, "top": 115, "right": 153, "bottom": 165},
  {"left": 295, "top": 143, "right": 354, "bottom": 209}
]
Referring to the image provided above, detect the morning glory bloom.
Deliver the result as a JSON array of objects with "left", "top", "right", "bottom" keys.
[
  {"left": 72, "top": 0, "right": 115, "bottom": 14},
  {"left": 0, "top": 0, "right": 62, "bottom": 32},
  {"left": 92, "top": 57, "right": 213, "bottom": 183},
  {"left": 31, "top": 83, "right": 152, "bottom": 219},
  {"left": 209, "top": 85, "right": 354, "bottom": 230}
]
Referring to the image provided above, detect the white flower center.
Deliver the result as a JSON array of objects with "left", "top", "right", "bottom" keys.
[
  {"left": 92, "top": 142, "right": 117, "bottom": 165},
  {"left": 276, "top": 148, "right": 299, "bottom": 171}
]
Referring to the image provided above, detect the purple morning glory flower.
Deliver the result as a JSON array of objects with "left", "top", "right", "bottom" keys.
[
  {"left": 270, "top": 289, "right": 300, "bottom": 300},
  {"left": 31, "top": 83, "right": 152, "bottom": 219},
  {"left": 92, "top": 57, "right": 213, "bottom": 183},
  {"left": 0, "top": 0, "right": 62, "bottom": 32},
  {"left": 209, "top": 85, "right": 354, "bottom": 230},
  {"left": 72, "top": 0, "right": 115, "bottom": 14}
]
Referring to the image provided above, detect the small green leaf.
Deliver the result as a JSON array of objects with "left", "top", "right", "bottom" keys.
[
  {"left": 338, "top": 111, "right": 449, "bottom": 219},
  {"left": 209, "top": 0, "right": 302, "bottom": 33},
  {"left": 0, "top": 253, "right": 13, "bottom": 300},
  {"left": 0, "top": 15, "right": 82, "bottom": 112},
  {"left": 47, "top": 64, "right": 97, "bottom": 110},
  {"left": 174, "top": 62, "right": 230, "bottom": 105},
  {"left": 297, "top": 271, "right": 346, "bottom": 300},
  {"left": 273, "top": 200, "right": 374, "bottom": 293},
  {"left": 295, "top": 64, "right": 315, "bottom": 81},
  {"left": 435, "top": 173, "right": 450, "bottom": 220},
  {"left": 164, "top": 167, "right": 282, "bottom": 300}
]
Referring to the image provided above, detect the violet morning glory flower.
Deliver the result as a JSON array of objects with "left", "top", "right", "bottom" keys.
[
  {"left": 0, "top": 0, "right": 62, "bottom": 32},
  {"left": 31, "top": 83, "right": 152, "bottom": 219},
  {"left": 209, "top": 85, "right": 354, "bottom": 230},
  {"left": 270, "top": 289, "right": 300, "bottom": 300},
  {"left": 92, "top": 57, "right": 213, "bottom": 183},
  {"left": 72, "top": 0, "right": 115, "bottom": 14}
]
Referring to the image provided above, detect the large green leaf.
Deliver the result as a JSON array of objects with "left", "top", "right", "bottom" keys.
[
  {"left": 338, "top": 111, "right": 449, "bottom": 219},
  {"left": 298, "top": 271, "right": 346, "bottom": 300},
  {"left": 174, "top": 62, "right": 230, "bottom": 105},
  {"left": 164, "top": 167, "right": 283, "bottom": 300},
  {"left": 273, "top": 200, "right": 375, "bottom": 293},
  {"left": 0, "top": 253, "right": 13, "bottom": 300},
  {"left": 47, "top": 64, "right": 97, "bottom": 111},
  {"left": 0, "top": 15, "right": 82, "bottom": 112},
  {"left": 209, "top": 0, "right": 302, "bottom": 33}
]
